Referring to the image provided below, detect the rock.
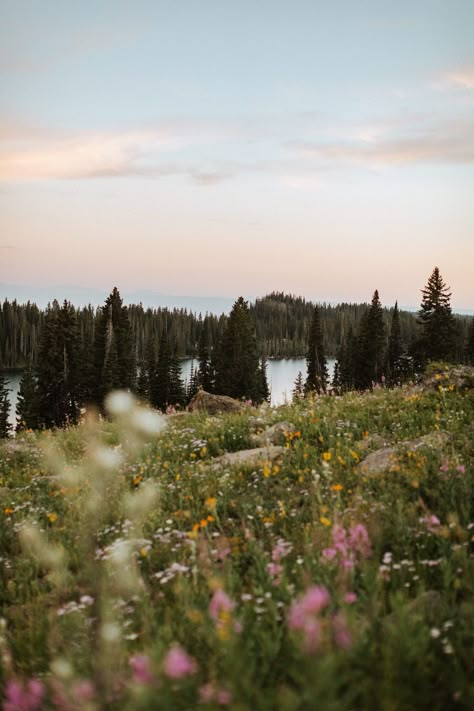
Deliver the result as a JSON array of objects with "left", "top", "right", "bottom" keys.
[
  {"left": 249, "top": 421, "right": 295, "bottom": 447},
  {"left": 187, "top": 390, "right": 244, "bottom": 415},
  {"left": 211, "top": 446, "right": 285, "bottom": 470},
  {"left": 357, "top": 431, "right": 450, "bottom": 476},
  {"left": 356, "top": 433, "right": 391, "bottom": 452}
]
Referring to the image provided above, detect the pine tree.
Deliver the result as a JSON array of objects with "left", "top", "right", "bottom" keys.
[
  {"left": 215, "top": 297, "right": 262, "bottom": 402},
  {"left": 186, "top": 363, "right": 199, "bottom": 402},
  {"left": 136, "top": 361, "right": 149, "bottom": 400},
  {"left": 36, "top": 300, "right": 80, "bottom": 428},
  {"left": 155, "top": 330, "right": 171, "bottom": 411},
  {"left": 355, "top": 291, "right": 386, "bottom": 389},
  {"left": 94, "top": 288, "right": 135, "bottom": 407},
  {"left": 417, "top": 267, "right": 456, "bottom": 363},
  {"left": 292, "top": 371, "right": 304, "bottom": 400},
  {"left": 0, "top": 373, "right": 11, "bottom": 438},
  {"left": 197, "top": 320, "right": 214, "bottom": 392},
  {"left": 168, "top": 345, "right": 186, "bottom": 408},
  {"left": 16, "top": 360, "right": 38, "bottom": 431},
  {"left": 304, "top": 306, "right": 328, "bottom": 394},
  {"left": 331, "top": 361, "right": 342, "bottom": 394},
  {"left": 145, "top": 334, "right": 159, "bottom": 407},
  {"left": 258, "top": 356, "right": 270, "bottom": 403},
  {"left": 386, "top": 301, "right": 404, "bottom": 385}
]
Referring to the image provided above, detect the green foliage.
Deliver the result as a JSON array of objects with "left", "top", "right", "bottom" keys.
[
  {"left": 94, "top": 288, "right": 135, "bottom": 406},
  {"left": 215, "top": 297, "right": 264, "bottom": 403},
  {"left": 0, "top": 372, "right": 11, "bottom": 438},
  {"left": 417, "top": 267, "right": 456, "bottom": 363},
  {"left": 305, "top": 306, "right": 328, "bottom": 394},
  {"left": 15, "top": 360, "right": 38, "bottom": 431}
]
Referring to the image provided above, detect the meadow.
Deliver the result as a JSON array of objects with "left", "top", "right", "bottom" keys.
[{"left": 0, "top": 364, "right": 473, "bottom": 710}]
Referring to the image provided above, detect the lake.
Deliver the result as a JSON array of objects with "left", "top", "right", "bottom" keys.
[{"left": 4, "top": 358, "right": 336, "bottom": 428}]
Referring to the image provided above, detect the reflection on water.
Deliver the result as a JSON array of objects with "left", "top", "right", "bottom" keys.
[{"left": 4, "top": 357, "right": 336, "bottom": 426}]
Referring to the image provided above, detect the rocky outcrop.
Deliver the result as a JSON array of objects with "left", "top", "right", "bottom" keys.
[
  {"left": 187, "top": 390, "right": 244, "bottom": 415},
  {"left": 357, "top": 431, "right": 450, "bottom": 476}
]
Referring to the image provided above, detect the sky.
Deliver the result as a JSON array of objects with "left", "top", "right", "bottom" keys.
[{"left": 0, "top": 0, "right": 473, "bottom": 310}]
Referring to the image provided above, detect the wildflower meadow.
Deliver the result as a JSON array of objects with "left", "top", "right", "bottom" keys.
[{"left": 0, "top": 365, "right": 473, "bottom": 710}]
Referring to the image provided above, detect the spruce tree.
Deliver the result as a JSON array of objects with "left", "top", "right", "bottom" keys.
[
  {"left": 355, "top": 291, "right": 386, "bottom": 389},
  {"left": 168, "top": 344, "right": 186, "bottom": 408},
  {"left": 215, "top": 297, "right": 262, "bottom": 402},
  {"left": 155, "top": 330, "right": 171, "bottom": 411},
  {"left": 36, "top": 300, "right": 80, "bottom": 428},
  {"left": 16, "top": 360, "right": 38, "bottom": 431},
  {"left": 386, "top": 301, "right": 404, "bottom": 385},
  {"left": 186, "top": 363, "right": 199, "bottom": 402},
  {"left": 417, "top": 267, "right": 456, "bottom": 363},
  {"left": 197, "top": 320, "right": 214, "bottom": 392},
  {"left": 292, "top": 371, "right": 304, "bottom": 400},
  {"left": 0, "top": 373, "right": 11, "bottom": 438},
  {"left": 94, "top": 288, "right": 135, "bottom": 406},
  {"left": 258, "top": 356, "right": 270, "bottom": 403},
  {"left": 304, "top": 306, "right": 328, "bottom": 394}
]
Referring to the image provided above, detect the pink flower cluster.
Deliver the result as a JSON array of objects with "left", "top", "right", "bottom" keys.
[
  {"left": 163, "top": 645, "right": 197, "bottom": 680},
  {"left": 199, "top": 683, "right": 233, "bottom": 706},
  {"left": 4, "top": 679, "right": 44, "bottom": 711},
  {"left": 267, "top": 538, "right": 292, "bottom": 585},
  {"left": 322, "top": 523, "right": 371, "bottom": 570},
  {"left": 288, "top": 586, "right": 352, "bottom": 653},
  {"left": 420, "top": 514, "right": 441, "bottom": 533},
  {"left": 288, "top": 585, "right": 330, "bottom": 653}
]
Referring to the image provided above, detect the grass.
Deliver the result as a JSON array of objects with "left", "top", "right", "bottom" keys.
[{"left": 0, "top": 367, "right": 473, "bottom": 710}]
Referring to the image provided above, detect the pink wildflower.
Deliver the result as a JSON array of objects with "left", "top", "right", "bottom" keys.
[
  {"left": 439, "top": 461, "right": 449, "bottom": 472},
  {"left": 456, "top": 464, "right": 465, "bottom": 474},
  {"left": 349, "top": 523, "right": 371, "bottom": 558},
  {"left": 288, "top": 586, "right": 330, "bottom": 653},
  {"left": 344, "top": 592, "right": 357, "bottom": 604},
  {"left": 4, "top": 679, "right": 44, "bottom": 711},
  {"left": 163, "top": 644, "right": 197, "bottom": 680},
  {"left": 199, "top": 683, "right": 233, "bottom": 706},
  {"left": 130, "top": 654, "right": 154, "bottom": 685},
  {"left": 209, "top": 589, "right": 235, "bottom": 621}
]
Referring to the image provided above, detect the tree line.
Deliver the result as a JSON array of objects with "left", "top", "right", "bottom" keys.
[
  {"left": 2, "top": 291, "right": 472, "bottom": 372},
  {"left": 0, "top": 267, "right": 473, "bottom": 437}
]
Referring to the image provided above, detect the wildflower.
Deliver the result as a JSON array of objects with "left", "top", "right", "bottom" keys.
[
  {"left": 331, "top": 484, "right": 343, "bottom": 492},
  {"left": 288, "top": 586, "right": 330, "bottom": 653},
  {"left": 163, "top": 644, "right": 197, "bottom": 679},
  {"left": 4, "top": 508, "right": 14, "bottom": 515},
  {"left": 47, "top": 513, "right": 58, "bottom": 524},
  {"left": 130, "top": 654, "right": 154, "bottom": 685},
  {"left": 430, "top": 628, "right": 441, "bottom": 639},
  {"left": 456, "top": 464, "right": 465, "bottom": 474},
  {"left": 209, "top": 589, "right": 235, "bottom": 621},
  {"left": 344, "top": 592, "right": 357, "bottom": 604},
  {"left": 320, "top": 517, "right": 331, "bottom": 527},
  {"left": 322, "top": 452, "right": 332, "bottom": 462},
  {"left": 439, "top": 461, "right": 449, "bottom": 472},
  {"left": 205, "top": 497, "right": 216, "bottom": 510},
  {"left": 4, "top": 678, "right": 44, "bottom": 711}
]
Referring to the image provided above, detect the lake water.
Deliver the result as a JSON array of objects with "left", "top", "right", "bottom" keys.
[{"left": 4, "top": 357, "right": 336, "bottom": 427}]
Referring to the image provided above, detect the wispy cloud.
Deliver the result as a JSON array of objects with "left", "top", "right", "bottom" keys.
[
  {"left": 432, "top": 66, "right": 474, "bottom": 93},
  {"left": 288, "top": 117, "right": 474, "bottom": 167}
]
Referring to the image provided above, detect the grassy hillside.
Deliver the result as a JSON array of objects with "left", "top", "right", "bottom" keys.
[{"left": 0, "top": 365, "right": 473, "bottom": 710}]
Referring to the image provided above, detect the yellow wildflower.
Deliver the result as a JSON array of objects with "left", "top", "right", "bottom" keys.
[
  {"left": 320, "top": 516, "right": 332, "bottom": 526},
  {"left": 331, "top": 484, "right": 343, "bottom": 492},
  {"left": 322, "top": 452, "right": 332, "bottom": 462},
  {"left": 47, "top": 512, "right": 57, "bottom": 523}
]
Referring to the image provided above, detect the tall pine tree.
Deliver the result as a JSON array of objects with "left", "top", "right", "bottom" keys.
[
  {"left": 16, "top": 359, "right": 39, "bottom": 431},
  {"left": 94, "top": 288, "right": 135, "bottom": 406},
  {"left": 355, "top": 290, "right": 386, "bottom": 389},
  {"left": 417, "top": 267, "right": 456, "bottom": 363},
  {"left": 215, "top": 297, "right": 262, "bottom": 402},
  {"left": 0, "top": 373, "right": 11, "bottom": 438},
  {"left": 304, "top": 306, "right": 328, "bottom": 394},
  {"left": 386, "top": 301, "right": 404, "bottom": 385}
]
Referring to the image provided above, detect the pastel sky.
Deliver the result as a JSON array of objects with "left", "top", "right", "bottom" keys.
[{"left": 1, "top": 0, "right": 473, "bottom": 308}]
